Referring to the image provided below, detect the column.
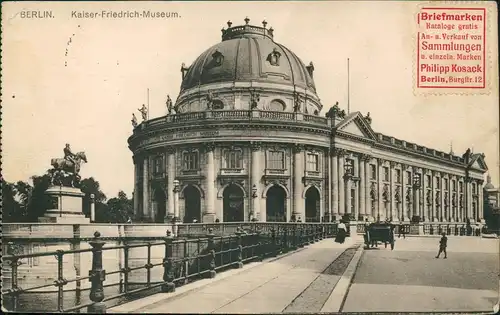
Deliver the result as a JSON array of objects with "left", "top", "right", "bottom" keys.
[
  {"left": 293, "top": 144, "right": 304, "bottom": 220},
  {"left": 414, "top": 181, "right": 420, "bottom": 219},
  {"left": 440, "top": 174, "right": 445, "bottom": 221},
  {"left": 402, "top": 166, "right": 409, "bottom": 221},
  {"left": 359, "top": 157, "right": 366, "bottom": 219},
  {"left": 377, "top": 160, "right": 383, "bottom": 220},
  {"left": 364, "top": 157, "right": 371, "bottom": 220},
  {"left": 468, "top": 179, "right": 473, "bottom": 220},
  {"left": 446, "top": 174, "right": 455, "bottom": 222},
  {"left": 327, "top": 149, "right": 332, "bottom": 222},
  {"left": 421, "top": 170, "right": 427, "bottom": 221},
  {"left": 142, "top": 157, "right": 149, "bottom": 222},
  {"left": 345, "top": 175, "right": 352, "bottom": 218},
  {"left": 331, "top": 150, "right": 339, "bottom": 220},
  {"left": 203, "top": 143, "right": 216, "bottom": 223},
  {"left": 251, "top": 142, "right": 261, "bottom": 220},
  {"left": 389, "top": 162, "right": 395, "bottom": 221},
  {"left": 133, "top": 157, "right": 140, "bottom": 218},
  {"left": 478, "top": 180, "right": 484, "bottom": 221},
  {"left": 432, "top": 172, "right": 437, "bottom": 222},
  {"left": 338, "top": 150, "right": 345, "bottom": 217},
  {"left": 166, "top": 147, "right": 175, "bottom": 221}
]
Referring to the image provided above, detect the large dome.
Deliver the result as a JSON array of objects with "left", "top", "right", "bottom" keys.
[{"left": 180, "top": 18, "right": 317, "bottom": 93}]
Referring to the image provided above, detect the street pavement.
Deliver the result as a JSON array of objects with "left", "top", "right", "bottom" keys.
[
  {"left": 109, "top": 238, "right": 361, "bottom": 314},
  {"left": 109, "top": 236, "right": 499, "bottom": 314},
  {"left": 342, "top": 236, "right": 499, "bottom": 313}
]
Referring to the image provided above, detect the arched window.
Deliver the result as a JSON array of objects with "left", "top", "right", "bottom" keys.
[{"left": 269, "top": 99, "right": 285, "bottom": 111}]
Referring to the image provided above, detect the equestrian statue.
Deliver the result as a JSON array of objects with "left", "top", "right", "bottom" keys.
[{"left": 49, "top": 143, "right": 88, "bottom": 187}]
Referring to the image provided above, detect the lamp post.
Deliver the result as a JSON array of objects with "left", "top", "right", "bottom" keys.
[
  {"left": 173, "top": 179, "right": 180, "bottom": 223},
  {"left": 343, "top": 159, "right": 354, "bottom": 221},
  {"left": 90, "top": 194, "right": 95, "bottom": 223},
  {"left": 251, "top": 184, "right": 258, "bottom": 221}
]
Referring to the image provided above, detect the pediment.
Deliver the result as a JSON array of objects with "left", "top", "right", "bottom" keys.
[
  {"left": 335, "top": 112, "right": 377, "bottom": 140},
  {"left": 341, "top": 120, "right": 366, "bottom": 137},
  {"left": 469, "top": 154, "right": 488, "bottom": 171}
]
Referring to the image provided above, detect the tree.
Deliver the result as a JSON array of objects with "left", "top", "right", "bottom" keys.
[
  {"left": 24, "top": 174, "right": 53, "bottom": 222},
  {"left": 2, "top": 178, "right": 22, "bottom": 222},
  {"left": 80, "top": 177, "right": 107, "bottom": 216},
  {"left": 106, "top": 191, "right": 134, "bottom": 223}
]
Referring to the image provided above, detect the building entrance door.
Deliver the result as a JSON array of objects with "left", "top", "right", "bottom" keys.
[
  {"left": 266, "top": 185, "right": 286, "bottom": 222},
  {"left": 305, "top": 186, "right": 320, "bottom": 222},
  {"left": 183, "top": 185, "right": 201, "bottom": 223},
  {"left": 223, "top": 184, "right": 244, "bottom": 222}
]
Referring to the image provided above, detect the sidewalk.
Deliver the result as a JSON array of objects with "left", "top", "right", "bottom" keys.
[{"left": 109, "top": 238, "right": 360, "bottom": 314}]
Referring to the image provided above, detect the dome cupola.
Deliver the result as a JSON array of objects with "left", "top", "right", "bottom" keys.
[{"left": 178, "top": 17, "right": 318, "bottom": 99}]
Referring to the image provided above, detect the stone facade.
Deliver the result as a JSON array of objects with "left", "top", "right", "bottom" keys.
[{"left": 127, "top": 19, "right": 489, "bottom": 224}]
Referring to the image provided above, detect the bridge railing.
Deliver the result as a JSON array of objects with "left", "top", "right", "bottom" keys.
[{"left": 2, "top": 223, "right": 338, "bottom": 313}]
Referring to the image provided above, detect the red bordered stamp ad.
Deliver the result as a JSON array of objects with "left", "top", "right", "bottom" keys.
[{"left": 415, "top": 2, "right": 497, "bottom": 95}]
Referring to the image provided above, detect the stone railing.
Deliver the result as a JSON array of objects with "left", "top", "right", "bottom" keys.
[{"left": 142, "top": 110, "right": 330, "bottom": 130}]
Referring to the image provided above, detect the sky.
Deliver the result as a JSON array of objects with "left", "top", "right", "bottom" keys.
[{"left": 2, "top": 1, "right": 499, "bottom": 199}]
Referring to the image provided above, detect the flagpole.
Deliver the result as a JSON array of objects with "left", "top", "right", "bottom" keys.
[{"left": 347, "top": 58, "right": 350, "bottom": 114}]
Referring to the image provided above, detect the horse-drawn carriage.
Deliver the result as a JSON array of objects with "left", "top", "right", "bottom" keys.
[{"left": 364, "top": 222, "right": 395, "bottom": 250}]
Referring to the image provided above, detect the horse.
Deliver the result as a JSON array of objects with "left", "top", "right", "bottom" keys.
[{"left": 51, "top": 151, "right": 88, "bottom": 174}]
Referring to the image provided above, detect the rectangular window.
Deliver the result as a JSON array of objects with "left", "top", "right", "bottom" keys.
[
  {"left": 444, "top": 179, "right": 448, "bottom": 190},
  {"left": 459, "top": 182, "right": 463, "bottom": 193},
  {"left": 268, "top": 151, "right": 285, "bottom": 170},
  {"left": 306, "top": 153, "right": 319, "bottom": 172},
  {"left": 452, "top": 180, "right": 456, "bottom": 191},
  {"left": 472, "top": 183, "right": 476, "bottom": 194},
  {"left": 383, "top": 167, "right": 389, "bottom": 181},
  {"left": 224, "top": 150, "right": 242, "bottom": 169},
  {"left": 426, "top": 175, "right": 431, "bottom": 187},
  {"left": 406, "top": 171, "right": 412, "bottom": 185},
  {"left": 396, "top": 169, "right": 401, "bottom": 183},
  {"left": 183, "top": 151, "right": 199, "bottom": 171},
  {"left": 370, "top": 164, "right": 377, "bottom": 180}
]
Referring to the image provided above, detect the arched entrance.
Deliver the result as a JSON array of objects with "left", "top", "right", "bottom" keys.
[
  {"left": 266, "top": 185, "right": 286, "bottom": 222},
  {"left": 223, "top": 184, "right": 245, "bottom": 222},
  {"left": 153, "top": 188, "right": 166, "bottom": 223},
  {"left": 183, "top": 185, "right": 201, "bottom": 223},
  {"left": 305, "top": 186, "right": 320, "bottom": 222}
]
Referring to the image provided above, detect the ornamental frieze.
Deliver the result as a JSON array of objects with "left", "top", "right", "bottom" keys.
[
  {"left": 303, "top": 178, "right": 322, "bottom": 189},
  {"left": 264, "top": 179, "right": 288, "bottom": 187}
]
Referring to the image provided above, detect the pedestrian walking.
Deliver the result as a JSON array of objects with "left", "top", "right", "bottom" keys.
[
  {"left": 435, "top": 232, "right": 448, "bottom": 259},
  {"left": 335, "top": 220, "right": 347, "bottom": 244},
  {"left": 398, "top": 222, "right": 406, "bottom": 239}
]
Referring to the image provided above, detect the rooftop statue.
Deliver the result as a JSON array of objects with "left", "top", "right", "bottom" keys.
[
  {"left": 325, "top": 102, "right": 346, "bottom": 119},
  {"left": 50, "top": 144, "right": 88, "bottom": 187},
  {"left": 131, "top": 113, "right": 138, "bottom": 127},
  {"left": 364, "top": 112, "right": 372, "bottom": 125},
  {"left": 138, "top": 104, "right": 148, "bottom": 121},
  {"left": 166, "top": 95, "right": 174, "bottom": 115}
]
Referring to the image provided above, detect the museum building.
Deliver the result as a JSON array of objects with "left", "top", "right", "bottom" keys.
[{"left": 128, "top": 18, "right": 488, "bottom": 224}]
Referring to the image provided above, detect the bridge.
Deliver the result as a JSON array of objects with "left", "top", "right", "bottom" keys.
[{"left": 2, "top": 222, "right": 499, "bottom": 314}]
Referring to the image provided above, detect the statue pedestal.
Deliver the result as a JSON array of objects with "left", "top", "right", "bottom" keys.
[{"left": 38, "top": 186, "right": 90, "bottom": 224}]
